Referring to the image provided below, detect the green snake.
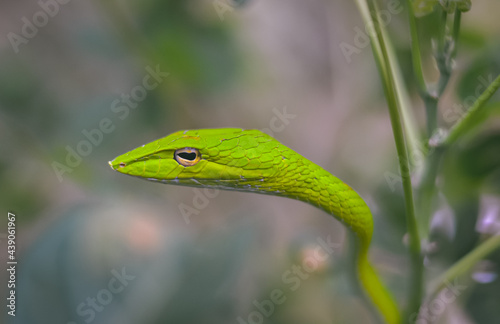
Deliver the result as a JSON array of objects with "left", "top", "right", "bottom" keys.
[{"left": 109, "top": 128, "right": 400, "bottom": 323}]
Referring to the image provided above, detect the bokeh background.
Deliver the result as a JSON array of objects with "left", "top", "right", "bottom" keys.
[{"left": 1, "top": 0, "right": 500, "bottom": 323}]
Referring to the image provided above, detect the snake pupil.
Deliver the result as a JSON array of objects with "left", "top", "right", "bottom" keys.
[
  {"left": 174, "top": 148, "right": 201, "bottom": 166},
  {"left": 177, "top": 152, "right": 197, "bottom": 161}
]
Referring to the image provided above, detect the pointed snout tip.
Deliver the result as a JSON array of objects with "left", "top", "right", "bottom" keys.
[{"left": 108, "top": 159, "right": 127, "bottom": 172}]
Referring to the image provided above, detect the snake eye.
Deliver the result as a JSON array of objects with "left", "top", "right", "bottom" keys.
[{"left": 174, "top": 148, "right": 201, "bottom": 166}]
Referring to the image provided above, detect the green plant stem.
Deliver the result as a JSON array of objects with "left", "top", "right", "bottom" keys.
[
  {"left": 444, "top": 74, "right": 500, "bottom": 146},
  {"left": 424, "top": 95, "right": 439, "bottom": 138},
  {"left": 451, "top": 10, "right": 462, "bottom": 60},
  {"left": 436, "top": 9, "right": 460, "bottom": 97},
  {"left": 415, "top": 147, "right": 444, "bottom": 239},
  {"left": 363, "top": 1, "right": 420, "bottom": 158},
  {"left": 416, "top": 8, "right": 447, "bottom": 139},
  {"left": 405, "top": 0, "right": 427, "bottom": 98},
  {"left": 437, "top": 9, "right": 448, "bottom": 54},
  {"left": 385, "top": 29, "right": 421, "bottom": 159},
  {"left": 411, "top": 7, "right": 462, "bottom": 240},
  {"left": 428, "top": 234, "right": 500, "bottom": 299},
  {"left": 355, "top": 0, "right": 423, "bottom": 319},
  {"left": 417, "top": 56, "right": 496, "bottom": 247},
  {"left": 418, "top": 70, "right": 497, "bottom": 243},
  {"left": 405, "top": 1, "right": 453, "bottom": 138}
]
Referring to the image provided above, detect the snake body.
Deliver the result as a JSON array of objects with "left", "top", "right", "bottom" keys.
[{"left": 109, "top": 128, "right": 400, "bottom": 323}]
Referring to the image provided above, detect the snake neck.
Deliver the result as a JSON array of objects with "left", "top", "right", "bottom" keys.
[
  {"left": 271, "top": 149, "right": 374, "bottom": 249},
  {"left": 269, "top": 152, "right": 400, "bottom": 324}
]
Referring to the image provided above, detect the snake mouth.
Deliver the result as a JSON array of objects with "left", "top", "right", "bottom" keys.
[
  {"left": 108, "top": 160, "right": 126, "bottom": 171},
  {"left": 108, "top": 157, "right": 134, "bottom": 174}
]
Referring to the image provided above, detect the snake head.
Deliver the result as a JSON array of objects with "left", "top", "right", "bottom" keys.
[{"left": 109, "top": 128, "right": 286, "bottom": 190}]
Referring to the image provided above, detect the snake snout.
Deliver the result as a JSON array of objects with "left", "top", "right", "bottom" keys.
[{"left": 108, "top": 160, "right": 127, "bottom": 171}]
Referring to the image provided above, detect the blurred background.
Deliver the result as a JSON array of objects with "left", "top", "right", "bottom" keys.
[{"left": 1, "top": 0, "right": 500, "bottom": 323}]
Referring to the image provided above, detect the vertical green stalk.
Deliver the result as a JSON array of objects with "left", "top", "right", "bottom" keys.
[
  {"left": 415, "top": 147, "right": 444, "bottom": 238},
  {"left": 355, "top": 0, "right": 423, "bottom": 320},
  {"left": 405, "top": 0, "right": 438, "bottom": 137},
  {"left": 450, "top": 11, "right": 462, "bottom": 72},
  {"left": 406, "top": 4, "right": 462, "bottom": 140},
  {"left": 406, "top": 0, "right": 427, "bottom": 97},
  {"left": 407, "top": 4, "right": 463, "bottom": 240},
  {"left": 384, "top": 30, "right": 421, "bottom": 160},
  {"left": 424, "top": 96, "right": 439, "bottom": 138},
  {"left": 435, "top": 8, "right": 449, "bottom": 95}
]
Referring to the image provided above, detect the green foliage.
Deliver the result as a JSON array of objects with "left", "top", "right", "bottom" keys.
[{"left": 357, "top": 0, "right": 500, "bottom": 322}]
